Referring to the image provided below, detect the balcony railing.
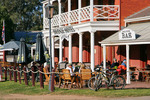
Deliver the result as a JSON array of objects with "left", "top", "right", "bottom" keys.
[{"left": 44, "top": 5, "right": 119, "bottom": 29}]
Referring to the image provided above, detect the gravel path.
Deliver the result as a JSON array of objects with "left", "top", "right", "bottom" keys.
[{"left": 1, "top": 94, "right": 150, "bottom": 100}]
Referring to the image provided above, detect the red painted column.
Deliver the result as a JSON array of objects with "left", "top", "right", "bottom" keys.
[
  {"left": 39, "top": 66, "right": 44, "bottom": 88},
  {"left": 0, "top": 65, "right": 2, "bottom": 80},
  {"left": 72, "top": 46, "right": 79, "bottom": 62},
  {"left": 13, "top": 66, "right": 17, "bottom": 82},
  {"left": 4, "top": 66, "right": 7, "bottom": 81},
  {"left": 17, "top": 66, "right": 21, "bottom": 84},
  {"left": 51, "top": 69, "right": 55, "bottom": 92},
  {"left": 23, "top": 66, "right": 28, "bottom": 85},
  {"left": 9, "top": 66, "right": 12, "bottom": 81},
  {"left": 32, "top": 67, "right": 35, "bottom": 86}
]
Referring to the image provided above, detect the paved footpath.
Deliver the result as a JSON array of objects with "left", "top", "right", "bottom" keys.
[{"left": 1, "top": 94, "right": 150, "bottom": 100}]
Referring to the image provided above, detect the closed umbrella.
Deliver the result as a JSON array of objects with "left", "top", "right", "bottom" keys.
[
  {"left": 17, "top": 38, "right": 32, "bottom": 64},
  {"left": 34, "top": 34, "right": 50, "bottom": 64}
]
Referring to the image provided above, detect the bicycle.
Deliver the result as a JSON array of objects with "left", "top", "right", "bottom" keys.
[{"left": 88, "top": 67, "right": 126, "bottom": 91}]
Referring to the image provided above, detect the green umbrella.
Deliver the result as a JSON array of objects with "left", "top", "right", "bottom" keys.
[
  {"left": 17, "top": 38, "right": 32, "bottom": 64},
  {"left": 34, "top": 34, "right": 50, "bottom": 64}
]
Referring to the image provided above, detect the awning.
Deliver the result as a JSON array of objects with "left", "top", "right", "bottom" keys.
[{"left": 100, "top": 22, "right": 150, "bottom": 45}]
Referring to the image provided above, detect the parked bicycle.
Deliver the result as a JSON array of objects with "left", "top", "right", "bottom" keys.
[{"left": 88, "top": 67, "right": 126, "bottom": 91}]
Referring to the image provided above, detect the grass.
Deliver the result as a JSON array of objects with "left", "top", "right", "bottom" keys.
[{"left": 1, "top": 81, "right": 150, "bottom": 97}]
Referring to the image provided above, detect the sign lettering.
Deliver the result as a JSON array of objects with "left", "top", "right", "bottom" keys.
[
  {"left": 119, "top": 29, "right": 136, "bottom": 40},
  {"left": 53, "top": 26, "right": 75, "bottom": 34}
]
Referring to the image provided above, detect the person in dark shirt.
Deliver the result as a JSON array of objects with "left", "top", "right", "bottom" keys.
[
  {"left": 100, "top": 59, "right": 111, "bottom": 69},
  {"left": 111, "top": 58, "right": 119, "bottom": 69}
]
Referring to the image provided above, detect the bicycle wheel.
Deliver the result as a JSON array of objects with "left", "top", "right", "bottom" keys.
[
  {"left": 88, "top": 77, "right": 101, "bottom": 91},
  {"left": 112, "top": 76, "right": 126, "bottom": 90}
]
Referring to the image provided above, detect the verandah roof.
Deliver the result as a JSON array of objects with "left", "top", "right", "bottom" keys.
[{"left": 100, "top": 22, "right": 150, "bottom": 45}]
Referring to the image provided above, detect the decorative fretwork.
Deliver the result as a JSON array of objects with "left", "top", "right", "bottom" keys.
[
  {"left": 44, "top": 5, "right": 119, "bottom": 28},
  {"left": 93, "top": 5, "right": 119, "bottom": 19}
]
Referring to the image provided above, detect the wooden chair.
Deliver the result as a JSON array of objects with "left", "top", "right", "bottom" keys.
[
  {"left": 43, "top": 68, "right": 50, "bottom": 85},
  {"left": 145, "top": 71, "right": 150, "bottom": 82},
  {"left": 80, "top": 69, "right": 92, "bottom": 88},
  {"left": 0, "top": 62, "right": 11, "bottom": 67},
  {"left": 62, "top": 69, "right": 75, "bottom": 89}
]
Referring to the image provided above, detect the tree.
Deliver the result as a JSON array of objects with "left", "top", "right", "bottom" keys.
[
  {"left": 0, "top": 0, "right": 43, "bottom": 31},
  {"left": 0, "top": 6, "right": 15, "bottom": 44}
]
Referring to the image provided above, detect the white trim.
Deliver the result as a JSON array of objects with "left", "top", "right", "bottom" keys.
[
  {"left": 42, "top": 0, "right": 56, "bottom": 4},
  {"left": 52, "top": 36, "right": 55, "bottom": 68},
  {"left": 90, "top": 0, "right": 93, "bottom": 21},
  {"left": 90, "top": 31, "right": 95, "bottom": 72},
  {"left": 68, "top": 0, "right": 71, "bottom": 25},
  {"left": 79, "top": 32, "right": 83, "bottom": 63},
  {"left": 69, "top": 34, "right": 72, "bottom": 63},
  {"left": 42, "top": 21, "right": 119, "bottom": 37},
  {"left": 100, "top": 41, "right": 150, "bottom": 46},
  {"left": 103, "top": 45, "right": 106, "bottom": 73},
  {"left": 78, "top": 0, "right": 81, "bottom": 24},
  {"left": 58, "top": 0, "right": 61, "bottom": 27},
  {"left": 126, "top": 44, "right": 130, "bottom": 84},
  {"left": 59, "top": 36, "right": 63, "bottom": 63},
  {"left": 125, "top": 16, "right": 150, "bottom": 23}
]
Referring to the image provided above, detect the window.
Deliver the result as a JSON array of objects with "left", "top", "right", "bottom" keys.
[
  {"left": 109, "top": 0, "right": 114, "bottom": 5},
  {"left": 86, "top": 0, "right": 90, "bottom": 6},
  {"left": 98, "top": 0, "right": 103, "bottom": 5}
]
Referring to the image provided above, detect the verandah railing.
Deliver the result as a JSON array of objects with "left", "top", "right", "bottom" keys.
[{"left": 44, "top": 5, "right": 119, "bottom": 28}]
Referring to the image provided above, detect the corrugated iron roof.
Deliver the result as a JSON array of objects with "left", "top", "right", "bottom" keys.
[
  {"left": 101, "top": 22, "right": 150, "bottom": 44},
  {"left": 126, "top": 6, "right": 150, "bottom": 19}
]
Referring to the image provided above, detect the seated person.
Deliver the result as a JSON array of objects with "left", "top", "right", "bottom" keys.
[
  {"left": 72, "top": 63, "right": 76, "bottom": 72},
  {"left": 100, "top": 60, "right": 111, "bottom": 69},
  {"left": 111, "top": 58, "right": 119, "bottom": 69},
  {"left": 121, "top": 59, "right": 126, "bottom": 67},
  {"left": 116, "top": 59, "right": 127, "bottom": 75},
  {"left": 66, "top": 63, "right": 74, "bottom": 76},
  {"left": 79, "top": 64, "right": 86, "bottom": 73}
]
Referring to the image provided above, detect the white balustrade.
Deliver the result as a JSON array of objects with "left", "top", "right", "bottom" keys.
[
  {"left": 80, "top": 6, "right": 91, "bottom": 21},
  {"left": 70, "top": 9, "right": 79, "bottom": 24},
  {"left": 44, "top": 5, "right": 119, "bottom": 29},
  {"left": 60, "top": 12, "right": 68, "bottom": 25}
]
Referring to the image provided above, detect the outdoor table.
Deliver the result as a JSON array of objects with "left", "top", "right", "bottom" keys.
[{"left": 129, "top": 67, "right": 137, "bottom": 81}]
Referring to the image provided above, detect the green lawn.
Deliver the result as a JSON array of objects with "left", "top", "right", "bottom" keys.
[{"left": 0, "top": 81, "right": 150, "bottom": 97}]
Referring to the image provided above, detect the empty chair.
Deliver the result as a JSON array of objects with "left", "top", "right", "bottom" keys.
[{"left": 80, "top": 69, "right": 92, "bottom": 88}]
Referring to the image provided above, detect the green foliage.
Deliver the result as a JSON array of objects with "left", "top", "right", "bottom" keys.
[
  {"left": 0, "top": 0, "right": 43, "bottom": 31},
  {"left": 0, "top": 6, "right": 15, "bottom": 44}
]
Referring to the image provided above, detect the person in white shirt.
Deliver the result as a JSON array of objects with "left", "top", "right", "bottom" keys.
[{"left": 66, "top": 63, "right": 74, "bottom": 76}]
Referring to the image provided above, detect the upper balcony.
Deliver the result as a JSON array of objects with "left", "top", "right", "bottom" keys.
[{"left": 43, "top": 5, "right": 119, "bottom": 29}]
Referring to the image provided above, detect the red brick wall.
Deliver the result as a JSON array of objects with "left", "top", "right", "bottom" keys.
[
  {"left": 63, "top": 40, "right": 69, "bottom": 61},
  {"left": 120, "top": 0, "right": 150, "bottom": 26}
]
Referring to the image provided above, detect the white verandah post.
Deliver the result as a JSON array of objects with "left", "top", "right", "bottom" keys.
[
  {"left": 126, "top": 44, "right": 130, "bottom": 84},
  {"left": 52, "top": 36, "right": 55, "bottom": 68},
  {"left": 90, "top": 30, "right": 95, "bottom": 72},
  {"left": 78, "top": 0, "right": 81, "bottom": 24},
  {"left": 59, "top": 36, "right": 63, "bottom": 63},
  {"left": 90, "top": 0, "right": 94, "bottom": 21},
  {"left": 69, "top": 34, "right": 72, "bottom": 63},
  {"left": 58, "top": 0, "right": 61, "bottom": 27},
  {"left": 79, "top": 32, "right": 83, "bottom": 63},
  {"left": 103, "top": 45, "right": 106, "bottom": 72},
  {"left": 68, "top": 0, "right": 71, "bottom": 25}
]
